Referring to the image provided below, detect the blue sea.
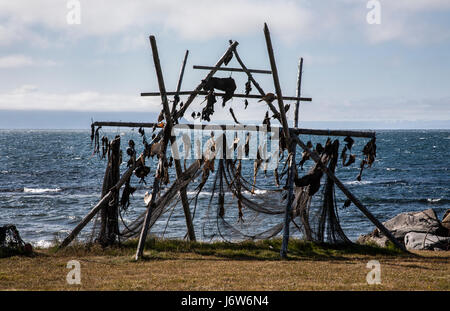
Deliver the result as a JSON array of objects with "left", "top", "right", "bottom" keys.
[{"left": 0, "top": 129, "right": 449, "bottom": 247}]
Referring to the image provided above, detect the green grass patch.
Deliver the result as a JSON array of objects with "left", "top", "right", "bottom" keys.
[{"left": 52, "top": 237, "right": 406, "bottom": 261}]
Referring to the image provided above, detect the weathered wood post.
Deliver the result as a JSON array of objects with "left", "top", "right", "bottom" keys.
[
  {"left": 172, "top": 50, "right": 189, "bottom": 115},
  {"left": 136, "top": 35, "right": 197, "bottom": 260},
  {"left": 99, "top": 136, "right": 121, "bottom": 246},
  {"left": 294, "top": 57, "right": 303, "bottom": 128},
  {"left": 263, "top": 23, "right": 296, "bottom": 258}
]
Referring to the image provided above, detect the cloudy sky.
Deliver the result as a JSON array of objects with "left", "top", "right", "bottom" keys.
[{"left": 0, "top": 0, "right": 449, "bottom": 128}]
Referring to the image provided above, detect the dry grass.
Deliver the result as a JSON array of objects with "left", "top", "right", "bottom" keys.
[{"left": 0, "top": 238, "right": 448, "bottom": 291}]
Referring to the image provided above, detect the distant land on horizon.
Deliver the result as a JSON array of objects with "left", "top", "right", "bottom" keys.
[{"left": 0, "top": 110, "right": 449, "bottom": 130}]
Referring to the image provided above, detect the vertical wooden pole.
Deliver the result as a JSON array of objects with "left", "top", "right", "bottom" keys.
[
  {"left": 135, "top": 161, "right": 161, "bottom": 260},
  {"left": 148, "top": 36, "right": 195, "bottom": 242},
  {"left": 294, "top": 57, "right": 303, "bottom": 128},
  {"left": 172, "top": 50, "right": 189, "bottom": 115},
  {"left": 263, "top": 23, "right": 295, "bottom": 258},
  {"left": 135, "top": 35, "right": 197, "bottom": 260},
  {"left": 107, "top": 136, "right": 121, "bottom": 245},
  {"left": 99, "top": 136, "right": 120, "bottom": 246}
]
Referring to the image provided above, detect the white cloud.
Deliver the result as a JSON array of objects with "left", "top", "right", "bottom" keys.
[
  {"left": 0, "top": 0, "right": 449, "bottom": 48},
  {"left": 0, "top": 54, "right": 58, "bottom": 68},
  {"left": 361, "top": 0, "right": 450, "bottom": 44},
  {"left": 0, "top": 85, "right": 160, "bottom": 112}
]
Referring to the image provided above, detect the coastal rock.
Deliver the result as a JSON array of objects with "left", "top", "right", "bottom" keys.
[
  {"left": 357, "top": 208, "right": 445, "bottom": 248},
  {"left": 357, "top": 229, "right": 389, "bottom": 247},
  {"left": 382, "top": 208, "right": 442, "bottom": 240},
  {"left": 442, "top": 209, "right": 450, "bottom": 231},
  {"left": 404, "top": 232, "right": 450, "bottom": 251}
]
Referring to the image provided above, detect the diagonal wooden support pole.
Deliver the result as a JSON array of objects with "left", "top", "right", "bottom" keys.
[
  {"left": 232, "top": 46, "right": 281, "bottom": 123},
  {"left": 174, "top": 41, "right": 239, "bottom": 120},
  {"left": 263, "top": 23, "right": 295, "bottom": 259},
  {"left": 291, "top": 134, "right": 408, "bottom": 252},
  {"left": 59, "top": 154, "right": 144, "bottom": 249}
]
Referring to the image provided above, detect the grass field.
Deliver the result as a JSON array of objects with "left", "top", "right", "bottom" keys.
[{"left": 0, "top": 238, "right": 449, "bottom": 290}]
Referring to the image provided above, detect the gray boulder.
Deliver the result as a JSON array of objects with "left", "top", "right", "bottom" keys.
[
  {"left": 357, "top": 208, "right": 446, "bottom": 248},
  {"left": 382, "top": 208, "right": 442, "bottom": 240},
  {"left": 442, "top": 209, "right": 450, "bottom": 231},
  {"left": 404, "top": 232, "right": 450, "bottom": 251}
]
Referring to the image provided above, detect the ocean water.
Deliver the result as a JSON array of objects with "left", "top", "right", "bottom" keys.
[{"left": 0, "top": 129, "right": 449, "bottom": 247}]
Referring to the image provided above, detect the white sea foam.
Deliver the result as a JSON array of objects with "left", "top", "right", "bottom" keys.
[
  {"left": 243, "top": 189, "right": 269, "bottom": 195},
  {"left": 344, "top": 180, "right": 373, "bottom": 185},
  {"left": 427, "top": 198, "right": 442, "bottom": 203},
  {"left": 24, "top": 187, "right": 62, "bottom": 194},
  {"left": 33, "top": 240, "right": 53, "bottom": 249}
]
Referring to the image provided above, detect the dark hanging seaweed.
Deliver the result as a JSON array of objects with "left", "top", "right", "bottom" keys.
[
  {"left": 357, "top": 137, "right": 377, "bottom": 181},
  {"left": 245, "top": 77, "right": 252, "bottom": 96},
  {"left": 229, "top": 107, "right": 241, "bottom": 124}
]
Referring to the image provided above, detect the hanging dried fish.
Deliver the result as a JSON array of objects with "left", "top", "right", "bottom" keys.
[
  {"left": 315, "top": 143, "right": 324, "bottom": 155},
  {"left": 343, "top": 154, "right": 356, "bottom": 167},
  {"left": 356, "top": 160, "right": 366, "bottom": 181},
  {"left": 262, "top": 111, "right": 271, "bottom": 132},
  {"left": 229, "top": 107, "right": 241, "bottom": 124},
  {"left": 157, "top": 110, "right": 164, "bottom": 122},
  {"left": 341, "top": 145, "right": 348, "bottom": 166},
  {"left": 342, "top": 199, "right": 352, "bottom": 209},
  {"left": 356, "top": 137, "right": 376, "bottom": 181},
  {"left": 94, "top": 126, "right": 102, "bottom": 155},
  {"left": 101, "top": 136, "right": 109, "bottom": 159},
  {"left": 245, "top": 78, "right": 252, "bottom": 96},
  {"left": 201, "top": 90, "right": 216, "bottom": 122},
  {"left": 120, "top": 177, "right": 136, "bottom": 210},
  {"left": 294, "top": 169, "right": 323, "bottom": 196},
  {"left": 258, "top": 92, "right": 276, "bottom": 104},
  {"left": 90, "top": 123, "right": 95, "bottom": 143},
  {"left": 126, "top": 139, "right": 136, "bottom": 167},
  {"left": 235, "top": 159, "right": 244, "bottom": 222},
  {"left": 298, "top": 141, "right": 313, "bottom": 169},
  {"left": 162, "top": 159, "right": 170, "bottom": 185},
  {"left": 134, "top": 165, "right": 150, "bottom": 184},
  {"left": 344, "top": 136, "right": 354, "bottom": 150},
  {"left": 202, "top": 77, "right": 236, "bottom": 107}
]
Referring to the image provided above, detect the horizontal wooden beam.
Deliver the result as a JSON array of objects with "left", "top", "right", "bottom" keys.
[
  {"left": 291, "top": 128, "right": 376, "bottom": 139},
  {"left": 141, "top": 91, "right": 312, "bottom": 102},
  {"left": 193, "top": 65, "right": 272, "bottom": 74},
  {"left": 92, "top": 121, "right": 375, "bottom": 138}
]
